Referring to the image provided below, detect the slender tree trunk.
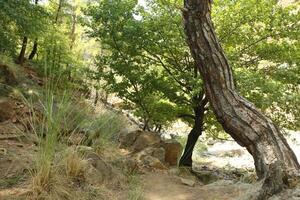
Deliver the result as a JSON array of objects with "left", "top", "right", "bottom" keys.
[
  {"left": 17, "top": 36, "right": 28, "bottom": 65},
  {"left": 157, "top": 125, "right": 162, "bottom": 133},
  {"left": 94, "top": 90, "right": 99, "bottom": 106},
  {"left": 182, "top": 0, "right": 299, "bottom": 199},
  {"left": 69, "top": 12, "right": 77, "bottom": 50},
  {"left": 55, "top": 0, "right": 63, "bottom": 24},
  {"left": 28, "top": 39, "right": 38, "bottom": 60},
  {"left": 143, "top": 118, "right": 150, "bottom": 131},
  {"left": 179, "top": 96, "right": 207, "bottom": 167},
  {"left": 28, "top": 0, "right": 39, "bottom": 60}
]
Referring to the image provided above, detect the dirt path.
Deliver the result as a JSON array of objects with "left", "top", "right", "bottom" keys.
[{"left": 142, "top": 171, "right": 250, "bottom": 200}]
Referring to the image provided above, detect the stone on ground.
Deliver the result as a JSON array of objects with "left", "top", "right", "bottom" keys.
[
  {"left": 162, "top": 139, "right": 183, "bottom": 166},
  {"left": 180, "top": 177, "right": 196, "bottom": 187}
]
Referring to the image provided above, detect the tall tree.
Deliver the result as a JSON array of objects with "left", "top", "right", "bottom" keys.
[
  {"left": 86, "top": 0, "right": 300, "bottom": 168},
  {"left": 182, "top": 0, "right": 299, "bottom": 199},
  {"left": 28, "top": 0, "right": 40, "bottom": 60},
  {"left": 0, "top": 0, "right": 48, "bottom": 62},
  {"left": 17, "top": 36, "right": 28, "bottom": 65}
]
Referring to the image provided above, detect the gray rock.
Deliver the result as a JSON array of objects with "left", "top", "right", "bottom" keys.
[
  {"left": 132, "top": 131, "right": 161, "bottom": 152},
  {"left": 118, "top": 129, "right": 141, "bottom": 149},
  {"left": 85, "top": 152, "right": 113, "bottom": 184},
  {"left": 142, "top": 155, "right": 167, "bottom": 170},
  {"left": 152, "top": 147, "right": 165, "bottom": 162},
  {"left": 180, "top": 178, "right": 195, "bottom": 187}
]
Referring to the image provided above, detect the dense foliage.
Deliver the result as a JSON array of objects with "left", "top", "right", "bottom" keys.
[
  {"left": 0, "top": 0, "right": 299, "bottom": 136},
  {"left": 86, "top": 0, "right": 300, "bottom": 135},
  {"left": 0, "top": 0, "right": 97, "bottom": 91}
]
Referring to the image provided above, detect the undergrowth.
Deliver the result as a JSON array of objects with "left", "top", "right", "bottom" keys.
[{"left": 22, "top": 68, "right": 142, "bottom": 199}]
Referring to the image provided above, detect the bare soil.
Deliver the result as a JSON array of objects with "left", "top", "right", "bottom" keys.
[{"left": 142, "top": 171, "right": 250, "bottom": 200}]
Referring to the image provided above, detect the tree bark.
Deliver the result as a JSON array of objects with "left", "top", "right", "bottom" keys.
[
  {"left": 94, "top": 90, "right": 99, "bottom": 106},
  {"left": 28, "top": 0, "right": 39, "bottom": 60},
  {"left": 55, "top": 0, "right": 64, "bottom": 24},
  {"left": 179, "top": 97, "right": 207, "bottom": 167},
  {"left": 182, "top": 0, "right": 299, "bottom": 199},
  {"left": 17, "top": 36, "right": 28, "bottom": 65},
  {"left": 28, "top": 39, "right": 38, "bottom": 60}
]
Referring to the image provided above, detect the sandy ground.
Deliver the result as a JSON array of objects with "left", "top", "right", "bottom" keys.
[{"left": 142, "top": 172, "right": 250, "bottom": 200}]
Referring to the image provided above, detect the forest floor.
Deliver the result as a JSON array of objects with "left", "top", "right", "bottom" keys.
[{"left": 142, "top": 171, "right": 250, "bottom": 200}]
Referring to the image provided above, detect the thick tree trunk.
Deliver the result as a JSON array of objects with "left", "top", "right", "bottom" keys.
[
  {"left": 17, "top": 36, "right": 28, "bottom": 65},
  {"left": 182, "top": 0, "right": 299, "bottom": 199},
  {"left": 28, "top": 39, "right": 38, "bottom": 60},
  {"left": 179, "top": 97, "right": 207, "bottom": 167}
]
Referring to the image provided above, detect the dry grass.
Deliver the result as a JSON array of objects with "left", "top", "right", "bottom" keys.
[
  {"left": 31, "top": 163, "right": 72, "bottom": 200},
  {"left": 18, "top": 70, "right": 142, "bottom": 199},
  {"left": 64, "top": 149, "right": 87, "bottom": 179}
]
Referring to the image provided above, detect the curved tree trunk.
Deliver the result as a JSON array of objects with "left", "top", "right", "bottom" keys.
[
  {"left": 182, "top": 0, "right": 299, "bottom": 199},
  {"left": 179, "top": 96, "right": 207, "bottom": 167}
]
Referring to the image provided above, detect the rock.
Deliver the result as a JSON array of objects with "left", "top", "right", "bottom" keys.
[
  {"left": 85, "top": 165, "right": 105, "bottom": 185},
  {"left": 0, "top": 64, "right": 17, "bottom": 86},
  {"left": 193, "top": 170, "right": 219, "bottom": 184},
  {"left": 0, "top": 99, "right": 15, "bottom": 122},
  {"left": 132, "top": 147, "right": 167, "bottom": 170},
  {"left": 84, "top": 152, "right": 113, "bottom": 184},
  {"left": 124, "top": 147, "right": 168, "bottom": 171},
  {"left": 118, "top": 129, "right": 141, "bottom": 149},
  {"left": 122, "top": 157, "right": 140, "bottom": 173},
  {"left": 180, "top": 177, "right": 195, "bottom": 187},
  {"left": 152, "top": 147, "right": 165, "bottom": 162},
  {"left": 163, "top": 139, "right": 183, "bottom": 166},
  {"left": 132, "top": 131, "right": 161, "bottom": 152},
  {"left": 119, "top": 129, "right": 185, "bottom": 170},
  {"left": 142, "top": 155, "right": 167, "bottom": 170}
]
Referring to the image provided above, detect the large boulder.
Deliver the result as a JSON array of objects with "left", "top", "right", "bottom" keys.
[
  {"left": 132, "top": 131, "right": 161, "bottom": 152},
  {"left": 118, "top": 129, "right": 141, "bottom": 149},
  {"left": 119, "top": 130, "right": 183, "bottom": 170},
  {"left": 123, "top": 147, "right": 167, "bottom": 171},
  {"left": 119, "top": 130, "right": 162, "bottom": 152},
  {"left": 162, "top": 139, "right": 183, "bottom": 166}
]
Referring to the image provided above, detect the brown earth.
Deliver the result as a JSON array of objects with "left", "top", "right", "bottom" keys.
[{"left": 142, "top": 171, "right": 250, "bottom": 200}]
